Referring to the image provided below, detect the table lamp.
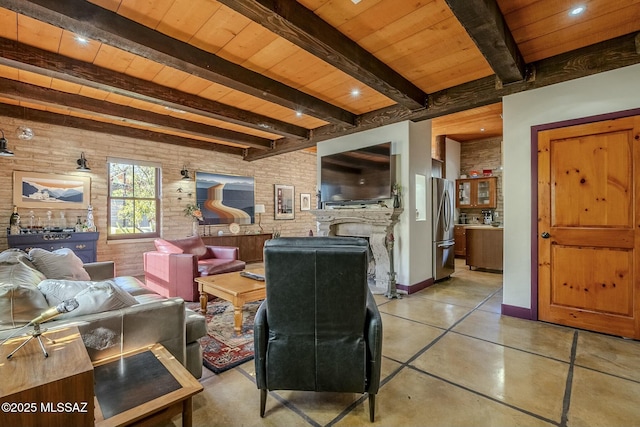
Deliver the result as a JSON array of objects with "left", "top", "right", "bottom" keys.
[{"left": 255, "top": 204, "right": 265, "bottom": 232}]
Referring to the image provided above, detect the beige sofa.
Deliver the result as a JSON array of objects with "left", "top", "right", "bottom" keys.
[{"left": 0, "top": 249, "right": 206, "bottom": 379}]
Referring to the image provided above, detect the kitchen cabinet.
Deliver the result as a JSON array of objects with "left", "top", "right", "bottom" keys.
[
  {"left": 465, "top": 227, "right": 503, "bottom": 271},
  {"left": 456, "top": 177, "right": 497, "bottom": 208},
  {"left": 201, "top": 233, "right": 272, "bottom": 263},
  {"left": 454, "top": 225, "right": 466, "bottom": 257}
]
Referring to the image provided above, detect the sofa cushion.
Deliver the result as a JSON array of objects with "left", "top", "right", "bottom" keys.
[
  {"left": 0, "top": 252, "right": 50, "bottom": 330},
  {"left": 198, "top": 258, "right": 246, "bottom": 276},
  {"left": 38, "top": 279, "right": 138, "bottom": 319},
  {"left": 29, "top": 248, "right": 91, "bottom": 281},
  {"left": 155, "top": 235, "right": 207, "bottom": 259}
]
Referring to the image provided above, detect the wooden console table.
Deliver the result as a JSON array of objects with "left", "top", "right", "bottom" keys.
[
  {"left": 201, "top": 233, "right": 272, "bottom": 263},
  {"left": 0, "top": 326, "right": 95, "bottom": 427}
]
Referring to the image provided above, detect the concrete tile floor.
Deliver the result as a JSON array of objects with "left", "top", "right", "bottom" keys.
[{"left": 169, "top": 260, "right": 640, "bottom": 426}]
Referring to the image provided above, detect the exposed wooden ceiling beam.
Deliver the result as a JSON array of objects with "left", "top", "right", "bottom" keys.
[
  {"left": 0, "top": 38, "right": 308, "bottom": 139},
  {"left": 245, "top": 31, "right": 640, "bottom": 160},
  {"left": 0, "top": 77, "right": 275, "bottom": 150},
  {"left": 6, "top": 0, "right": 356, "bottom": 126},
  {"left": 0, "top": 103, "right": 245, "bottom": 156},
  {"left": 217, "top": 0, "right": 428, "bottom": 111},
  {"left": 444, "top": 0, "right": 526, "bottom": 84}
]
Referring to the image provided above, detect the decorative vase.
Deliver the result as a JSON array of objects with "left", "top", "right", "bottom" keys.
[
  {"left": 393, "top": 193, "right": 400, "bottom": 208},
  {"left": 192, "top": 219, "right": 199, "bottom": 236}
]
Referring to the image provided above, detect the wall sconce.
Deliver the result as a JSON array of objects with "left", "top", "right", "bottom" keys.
[
  {"left": 76, "top": 152, "right": 91, "bottom": 171},
  {"left": 0, "top": 130, "right": 15, "bottom": 157},
  {"left": 180, "top": 166, "right": 191, "bottom": 180},
  {"left": 255, "top": 204, "right": 265, "bottom": 232}
]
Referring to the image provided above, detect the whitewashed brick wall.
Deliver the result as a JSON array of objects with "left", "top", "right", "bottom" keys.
[{"left": 0, "top": 116, "right": 317, "bottom": 276}]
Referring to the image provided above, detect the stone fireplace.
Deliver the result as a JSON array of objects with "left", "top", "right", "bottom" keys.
[{"left": 311, "top": 208, "right": 402, "bottom": 294}]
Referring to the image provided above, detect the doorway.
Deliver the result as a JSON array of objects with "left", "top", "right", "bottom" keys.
[{"left": 537, "top": 115, "right": 640, "bottom": 338}]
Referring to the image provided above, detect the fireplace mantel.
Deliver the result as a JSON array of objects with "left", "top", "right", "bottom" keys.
[{"left": 311, "top": 207, "right": 402, "bottom": 293}]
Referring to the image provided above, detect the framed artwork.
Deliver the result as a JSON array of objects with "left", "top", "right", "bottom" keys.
[
  {"left": 274, "top": 184, "right": 295, "bottom": 220},
  {"left": 195, "top": 172, "right": 255, "bottom": 225},
  {"left": 300, "top": 193, "right": 311, "bottom": 211},
  {"left": 13, "top": 171, "right": 91, "bottom": 209}
]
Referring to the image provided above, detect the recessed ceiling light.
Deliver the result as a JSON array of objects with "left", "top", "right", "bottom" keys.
[
  {"left": 295, "top": 111, "right": 303, "bottom": 117},
  {"left": 75, "top": 36, "right": 89, "bottom": 44},
  {"left": 480, "top": 128, "right": 485, "bottom": 132},
  {"left": 569, "top": 6, "right": 586, "bottom": 16},
  {"left": 351, "top": 88, "right": 361, "bottom": 97}
]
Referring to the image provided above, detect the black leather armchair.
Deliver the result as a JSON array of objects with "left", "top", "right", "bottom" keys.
[{"left": 254, "top": 237, "right": 383, "bottom": 422}]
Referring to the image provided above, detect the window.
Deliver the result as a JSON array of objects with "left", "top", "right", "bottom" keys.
[{"left": 107, "top": 158, "right": 160, "bottom": 239}]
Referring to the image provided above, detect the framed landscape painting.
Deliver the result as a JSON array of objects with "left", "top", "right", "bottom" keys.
[
  {"left": 13, "top": 171, "right": 91, "bottom": 209},
  {"left": 195, "top": 172, "right": 255, "bottom": 225}
]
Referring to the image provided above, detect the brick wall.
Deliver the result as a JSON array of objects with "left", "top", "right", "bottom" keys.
[
  {"left": 459, "top": 136, "right": 503, "bottom": 222},
  {"left": 0, "top": 117, "right": 317, "bottom": 275}
]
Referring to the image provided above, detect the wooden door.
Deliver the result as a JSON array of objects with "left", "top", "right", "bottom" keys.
[{"left": 538, "top": 116, "right": 640, "bottom": 338}]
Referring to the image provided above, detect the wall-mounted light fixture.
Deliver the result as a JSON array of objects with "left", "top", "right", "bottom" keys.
[
  {"left": 0, "top": 130, "right": 15, "bottom": 157},
  {"left": 180, "top": 166, "right": 191, "bottom": 180},
  {"left": 255, "top": 204, "right": 266, "bottom": 232},
  {"left": 76, "top": 152, "right": 91, "bottom": 171}
]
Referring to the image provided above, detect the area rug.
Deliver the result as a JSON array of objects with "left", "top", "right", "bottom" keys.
[{"left": 186, "top": 298, "right": 262, "bottom": 374}]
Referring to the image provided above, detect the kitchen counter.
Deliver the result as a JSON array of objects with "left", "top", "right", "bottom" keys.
[{"left": 462, "top": 224, "right": 503, "bottom": 229}]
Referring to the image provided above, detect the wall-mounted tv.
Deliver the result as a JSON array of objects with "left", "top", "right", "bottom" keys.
[{"left": 320, "top": 142, "right": 394, "bottom": 204}]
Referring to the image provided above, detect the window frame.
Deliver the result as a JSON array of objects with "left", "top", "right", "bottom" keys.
[{"left": 107, "top": 158, "right": 161, "bottom": 240}]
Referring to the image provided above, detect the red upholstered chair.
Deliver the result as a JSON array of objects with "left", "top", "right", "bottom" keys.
[{"left": 143, "top": 235, "right": 246, "bottom": 301}]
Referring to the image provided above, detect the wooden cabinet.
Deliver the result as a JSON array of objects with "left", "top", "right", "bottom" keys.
[
  {"left": 454, "top": 225, "right": 466, "bottom": 257},
  {"left": 465, "top": 227, "right": 503, "bottom": 271},
  {"left": 456, "top": 177, "right": 497, "bottom": 208},
  {"left": 7, "top": 231, "right": 99, "bottom": 263},
  {"left": 201, "top": 233, "right": 272, "bottom": 263},
  {"left": 0, "top": 326, "right": 94, "bottom": 427}
]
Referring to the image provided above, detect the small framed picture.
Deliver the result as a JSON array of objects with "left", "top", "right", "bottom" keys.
[
  {"left": 274, "top": 184, "right": 295, "bottom": 220},
  {"left": 300, "top": 193, "right": 311, "bottom": 211}
]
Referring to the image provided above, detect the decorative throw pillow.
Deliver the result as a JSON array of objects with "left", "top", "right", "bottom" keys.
[
  {"left": 29, "top": 248, "right": 91, "bottom": 281},
  {"left": 0, "top": 260, "right": 49, "bottom": 330},
  {"left": 37, "top": 279, "right": 138, "bottom": 319}
]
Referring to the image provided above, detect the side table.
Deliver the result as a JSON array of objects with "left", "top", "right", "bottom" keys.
[
  {"left": 0, "top": 325, "right": 94, "bottom": 427},
  {"left": 93, "top": 343, "right": 203, "bottom": 427}
]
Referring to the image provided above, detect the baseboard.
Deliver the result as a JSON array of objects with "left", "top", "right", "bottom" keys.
[
  {"left": 396, "top": 277, "right": 433, "bottom": 294},
  {"left": 501, "top": 304, "right": 533, "bottom": 320}
]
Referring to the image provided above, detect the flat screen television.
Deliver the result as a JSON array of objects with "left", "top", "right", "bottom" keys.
[{"left": 320, "top": 142, "right": 394, "bottom": 204}]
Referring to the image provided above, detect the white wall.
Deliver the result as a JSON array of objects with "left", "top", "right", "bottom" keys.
[
  {"left": 445, "top": 137, "right": 461, "bottom": 181},
  {"left": 317, "top": 120, "right": 432, "bottom": 287},
  {"left": 503, "top": 63, "right": 640, "bottom": 310}
]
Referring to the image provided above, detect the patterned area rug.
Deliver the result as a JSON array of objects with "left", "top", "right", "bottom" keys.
[{"left": 186, "top": 298, "right": 262, "bottom": 374}]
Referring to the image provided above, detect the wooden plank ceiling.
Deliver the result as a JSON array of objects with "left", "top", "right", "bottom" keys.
[{"left": 0, "top": 0, "right": 637, "bottom": 160}]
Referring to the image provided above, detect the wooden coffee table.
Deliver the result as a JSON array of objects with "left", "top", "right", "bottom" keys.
[{"left": 196, "top": 268, "right": 266, "bottom": 334}]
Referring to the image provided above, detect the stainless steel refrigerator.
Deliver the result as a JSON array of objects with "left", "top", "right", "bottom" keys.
[{"left": 432, "top": 177, "right": 455, "bottom": 281}]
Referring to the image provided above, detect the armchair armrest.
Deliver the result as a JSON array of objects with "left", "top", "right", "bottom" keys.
[
  {"left": 206, "top": 246, "right": 239, "bottom": 260},
  {"left": 253, "top": 301, "right": 268, "bottom": 389},
  {"left": 365, "top": 291, "right": 383, "bottom": 394},
  {"left": 143, "top": 251, "right": 199, "bottom": 301}
]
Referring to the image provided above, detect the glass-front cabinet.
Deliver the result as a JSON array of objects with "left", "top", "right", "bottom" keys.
[{"left": 456, "top": 177, "right": 497, "bottom": 208}]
